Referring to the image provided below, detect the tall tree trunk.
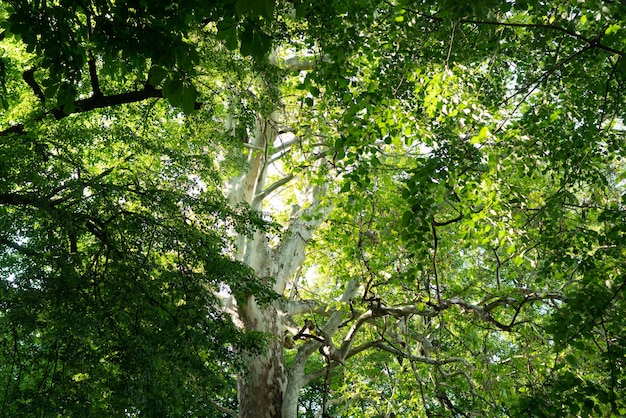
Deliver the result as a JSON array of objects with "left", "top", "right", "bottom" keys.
[
  {"left": 238, "top": 300, "right": 286, "bottom": 418},
  {"left": 226, "top": 111, "right": 330, "bottom": 417},
  {"left": 236, "top": 209, "right": 328, "bottom": 417}
]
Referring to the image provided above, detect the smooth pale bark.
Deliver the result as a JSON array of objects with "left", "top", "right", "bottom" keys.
[
  {"left": 281, "top": 278, "right": 360, "bottom": 418},
  {"left": 235, "top": 203, "right": 330, "bottom": 417},
  {"left": 227, "top": 111, "right": 332, "bottom": 417}
]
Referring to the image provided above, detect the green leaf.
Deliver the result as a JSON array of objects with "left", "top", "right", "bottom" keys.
[
  {"left": 470, "top": 126, "right": 489, "bottom": 145},
  {"left": 239, "top": 23, "right": 272, "bottom": 59},
  {"left": 148, "top": 66, "right": 169, "bottom": 87},
  {"left": 163, "top": 76, "right": 198, "bottom": 113}
]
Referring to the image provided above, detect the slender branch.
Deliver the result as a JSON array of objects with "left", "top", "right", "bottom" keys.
[
  {"left": 495, "top": 41, "right": 599, "bottom": 133},
  {"left": 0, "top": 238, "right": 38, "bottom": 256},
  {"left": 431, "top": 222, "right": 442, "bottom": 305},
  {"left": 441, "top": 293, "right": 565, "bottom": 331},
  {"left": 371, "top": 341, "right": 470, "bottom": 367},
  {"left": 460, "top": 19, "right": 623, "bottom": 56},
  {"left": 445, "top": 20, "right": 456, "bottom": 70},
  {"left": 252, "top": 173, "right": 295, "bottom": 207},
  {"left": 432, "top": 213, "right": 462, "bottom": 227},
  {"left": 208, "top": 399, "right": 238, "bottom": 418},
  {"left": 398, "top": 3, "right": 624, "bottom": 58},
  {"left": 390, "top": 1, "right": 443, "bottom": 23},
  {"left": 493, "top": 247, "right": 501, "bottom": 290}
]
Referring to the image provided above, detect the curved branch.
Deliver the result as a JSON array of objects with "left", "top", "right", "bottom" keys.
[
  {"left": 305, "top": 338, "right": 471, "bottom": 384},
  {"left": 460, "top": 19, "right": 623, "bottom": 56},
  {"left": 334, "top": 309, "right": 375, "bottom": 362},
  {"left": 22, "top": 68, "right": 45, "bottom": 103}
]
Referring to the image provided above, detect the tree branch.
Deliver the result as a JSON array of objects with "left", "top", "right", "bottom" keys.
[
  {"left": 460, "top": 19, "right": 623, "bottom": 56},
  {"left": 0, "top": 191, "right": 52, "bottom": 208},
  {"left": 251, "top": 173, "right": 295, "bottom": 207},
  {"left": 336, "top": 309, "right": 375, "bottom": 361},
  {"left": 0, "top": 85, "right": 168, "bottom": 135},
  {"left": 495, "top": 40, "right": 600, "bottom": 133},
  {"left": 208, "top": 398, "right": 238, "bottom": 418},
  {"left": 87, "top": 54, "right": 102, "bottom": 97},
  {"left": 386, "top": 303, "right": 440, "bottom": 317},
  {"left": 22, "top": 68, "right": 45, "bottom": 103},
  {"left": 271, "top": 180, "right": 332, "bottom": 293},
  {"left": 286, "top": 299, "right": 328, "bottom": 316},
  {"left": 0, "top": 237, "right": 38, "bottom": 256},
  {"left": 0, "top": 124, "right": 25, "bottom": 136},
  {"left": 272, "top": 134, "right": 300, "bottom": 154},
  {"left": 58, "top": 85, "right": 163, "bottom": 119},
  {"left": 243, "top": 143, "right": 265, "bottom": 151},
  {"left": 372, "top": 341, "right": 470, "bottom": 367}
]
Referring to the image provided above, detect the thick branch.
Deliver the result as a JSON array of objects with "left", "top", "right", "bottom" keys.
[
  {"left": 88, "top": 55, "right": 102, "bottom": 97},
  {"left": 243, "top": 143, "right": 264, "bottom": 151},
  {"left": 304, "top": 290, "right": 565, "bottom": 381},
  {"left": 378, "top": 304, "right": 439, "bottom": 318},
  {"left": 0, "top": 124, "right": 25, "bottom": 136},
  {"left": 0, "top": 192, "right": 44, "bottom": 207},
  {"left": 286, "top": 299, "right": 327, "bottom": 316},
  {"left": 293, "top": 279, "right": 360, "bottom": 381},
  {"left": 22, "top": 68, "right": 45, "bottom": 103},
  {"left": 1, "top": 86, "right": 168, "bottom": 135},
  {"left": 336, "top": 309, "right": 375, "bottom": 361},
  {"left": 271, "top": 181, "right": 331, "bottom": 293},
  {"left": 61, "top": 85, "right": 163, "bottom": 119}
]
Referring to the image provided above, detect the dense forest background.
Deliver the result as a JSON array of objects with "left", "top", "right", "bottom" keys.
[{"left": 0, "top": 1, "right": 625, "bottom": 417}]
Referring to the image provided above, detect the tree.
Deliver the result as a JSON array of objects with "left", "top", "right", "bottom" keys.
[{"left": 1, "top": 1, "right": 626, "bottom": 417}]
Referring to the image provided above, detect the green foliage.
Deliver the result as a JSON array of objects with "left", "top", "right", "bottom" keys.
[
  {"left": 2, "top": 0, "right": 626, "bottom": 416},
  {"left": 286, "top": 0, "right": 626, "bottom": 415},
  {"left": 0, "top": 98, "right": 275, "bottom": 416},
  {"left": 0, "top": 0, "right": 275, "bottom": 112}
]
